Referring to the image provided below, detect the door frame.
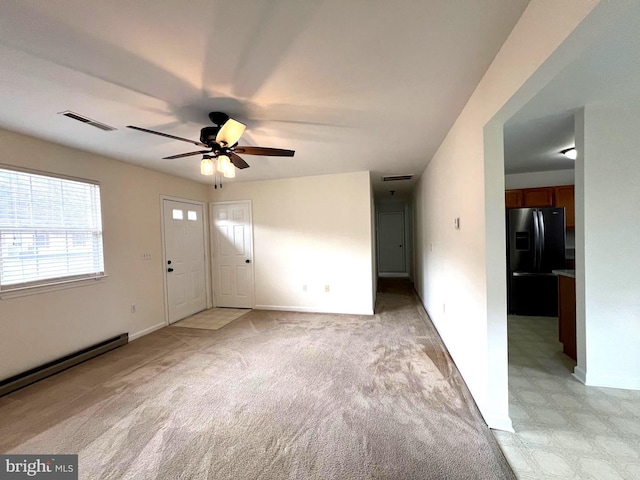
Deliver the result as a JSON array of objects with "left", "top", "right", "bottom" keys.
[
  {"left": 160, "top": 195, "right": 212, "bottom": 326},
  {"left": 377, "top": 210, "right": 407, "bottom": 277},
  {"left": 209, "top": 200, "right": 255, "bottom": 308}
]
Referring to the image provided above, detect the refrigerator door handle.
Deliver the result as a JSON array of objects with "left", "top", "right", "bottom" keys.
[
  {"left": 533, "top": 210, "right": 537, "bottom": 270},
  {"left": 538, "top": 210, "right": 545, "bottom": 269},
  {"left": 512, "top": 272, "right": 557, "bottom": 277}
]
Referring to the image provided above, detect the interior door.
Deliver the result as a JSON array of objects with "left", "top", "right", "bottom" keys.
[
  {"left": 163, "top": 199, "right": 207, "bottom": 323},
  {"left": 378, "top": 212, "right": 405, "bottom": 273},
  {"left": 211, "top": 201, "right": 254, "bottom": 308}
]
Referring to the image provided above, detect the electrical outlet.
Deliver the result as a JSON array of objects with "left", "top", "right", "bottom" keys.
[
  {"left": 443, "top": 303, "right": 446, "bottom": 314},
  {"left": 302, "top": 284, "right": 307, "bottom": 292},
  {"left": 324, "top": 284, "right": 330, "bottom": 293},
  {"left": 131, "top": 304, "right": 136, "bottom": 313},
  {"left": 143, "top": 252, "right": 153, "bottom": 260}
]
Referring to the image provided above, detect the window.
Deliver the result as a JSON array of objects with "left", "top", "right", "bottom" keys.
[{"left": 0, "top": 166, "right": 105, "bottom": 292}]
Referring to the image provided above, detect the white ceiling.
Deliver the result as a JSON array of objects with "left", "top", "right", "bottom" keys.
[
  {"left": 0, "top": 0, "right": 529, "bottom": 198},
  {"left": 503, "top": 2, "right": 640, "bottom": 175}
]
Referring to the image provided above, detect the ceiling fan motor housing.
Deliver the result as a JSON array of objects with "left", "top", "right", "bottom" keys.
[{"left": 200, "top": 126, "right": 221, "bottom": 147}]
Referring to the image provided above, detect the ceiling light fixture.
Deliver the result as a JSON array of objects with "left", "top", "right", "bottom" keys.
[
  {"left": 200, "top": 156, "right": 214, "bottom": 176},
  {"left": 216, "top": 119, "right": 246, "bottom": 147},
  {"left": 561, "top": 147, "right": 577, "bottom": 160},
  {"left": 217, "top": 155, "right": 236, "bottom": 178}
]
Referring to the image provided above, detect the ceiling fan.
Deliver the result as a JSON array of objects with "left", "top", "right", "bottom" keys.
[{"left": 127, "top": 111, "right": 295, "bottom": 178}]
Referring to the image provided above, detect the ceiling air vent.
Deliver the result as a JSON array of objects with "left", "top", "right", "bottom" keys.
[
  {"left": 58, "top": 111, "right": 117, "bottom": 131},
  {"left": 382, "top": 174, "right": 413, "bottom": 182}
]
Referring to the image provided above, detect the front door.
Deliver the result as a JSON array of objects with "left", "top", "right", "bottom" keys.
[
  {"left": 163, "top": 199, "right": 207, "bottom": 323},
  {"left": 211, "top": 201, "right": 254, "bottom": 308}
]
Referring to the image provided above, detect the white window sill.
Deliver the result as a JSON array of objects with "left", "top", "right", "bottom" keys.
[{"left": 0, "top": 274, "right": 108, "bottom": 300}]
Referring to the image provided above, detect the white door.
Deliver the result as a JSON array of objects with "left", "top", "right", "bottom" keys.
[
  {"left": 163, "top": 199, "right": 207, "bottom": 323},
  {"left": 211, "top": 201, "right": 254, "bottom": 308},
  {"left": 378, "top": 211, "right": 405, "bottom": 273}
]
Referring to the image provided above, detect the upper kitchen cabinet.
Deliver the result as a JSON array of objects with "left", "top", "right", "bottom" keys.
[
  {"left": 554, "top": 185, "right": 575, "bottom": 229},
  {"left": 522, "top": 187, "right": 554, "bottom": 207},
  {"left": 505, "top": 189, "right": 523, "bottom": 208},
  {"left": 505, "top": 185, "right": 575, "bottom": 229}
]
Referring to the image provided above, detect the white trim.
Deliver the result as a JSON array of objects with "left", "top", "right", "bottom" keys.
[
  {"left": 378, "top": 272, "right": 410, "bottom": 278},
  {"left": 0, "top": 162, "right": 99, "bottom": 185},
  {"left": 377, "top": 210, "right": 406, "bottom": 275},
  {"left": 160, "top": 196, "right": 210, "bottom": 326},
  {"left": 129, "top": 322, "right": 166, "bottom": 341},
  {"left": 486, "top": 414, "right": 514, "bottom": 432},
  {"left": 255, "top": 304, "right": 374, "bottom": 315},
  {"left": 577, "top": 369, "right": 640, "bottom": 390},
  {"left": 0, "top": 274, "right": 107, "bottom": 300},
  {"left": 573, "top": 366, "right": 587, "bottom": 385}
]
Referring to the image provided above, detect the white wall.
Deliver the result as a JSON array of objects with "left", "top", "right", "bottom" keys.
[
  {"left": 412, "top": 0, "right": 598, "bottom": 430},
  {"left": 210, "top": 171, "right": 375, "bottom": 315},
  {"left": 0, "top": 129, "right": 209, "bottom": 380},
  {"left": 574, "top": 103, "right": 640, "bottom": 389},
  {"left": 505, "top": 169, "right": 574, "bottom": 189}
]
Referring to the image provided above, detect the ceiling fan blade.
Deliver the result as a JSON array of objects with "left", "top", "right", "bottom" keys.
[
  {"left": 215, "top": 119, "right": 246, "bottom": 146},
  {"left": 127, "top": 125, "right": 208, "bottom": 147},
  {"left": 163, "top": 150, "right": 210, "bottom": 160},
  {"left": 234, "top": 146, "right": 295, "bottom": 157},
  {"left": 228, "top": 152, "right": 250, "bottom": 169}
]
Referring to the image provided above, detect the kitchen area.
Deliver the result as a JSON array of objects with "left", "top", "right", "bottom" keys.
[
  {"left": 505, "top": 183, "right": 576, "bottom": 361},
  {"left": 495, "top": 8, "right": 640, "bottom": 474}
]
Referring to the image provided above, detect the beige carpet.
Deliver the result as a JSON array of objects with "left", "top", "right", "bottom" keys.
[
  {"left": 171, "top": 307, "right": 251, "bottom": 331},
  {"left": 0, "top": 279, "right": 514, "bottom": 479}
]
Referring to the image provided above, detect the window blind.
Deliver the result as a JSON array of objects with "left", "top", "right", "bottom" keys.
[{"left": 0, "top": 167, "right": 104, "bottom": 290}]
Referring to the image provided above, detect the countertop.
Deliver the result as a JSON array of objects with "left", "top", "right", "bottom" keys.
[{"left": 552, "top": 269, "right": 576, "bottom": 278}]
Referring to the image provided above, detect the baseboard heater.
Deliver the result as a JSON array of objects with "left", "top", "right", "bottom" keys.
[{"left": 0, "top": 333, "right": 128, "bottom": 398}]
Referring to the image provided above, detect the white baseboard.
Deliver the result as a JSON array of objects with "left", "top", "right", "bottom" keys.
[
  {"left": 573, "top": 366, "right": 587, "bottom": 385},
  {"left": 129, "top": 322, "right": 166, "bottom": 341},
  {"left": 378, "top": 272, "right": 409, "bottom": 278},
  {"left": 575, "top": 368, "right": 640, "bottom": 390},
  {"left": 485, "top": 414, "right": 514, "bottom": 433},
  {"left": 254, "top": 305, "right": 374, "bottom": 315}
]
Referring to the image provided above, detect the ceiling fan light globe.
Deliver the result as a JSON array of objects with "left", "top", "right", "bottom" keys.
[
  {"left": 216, "top": 119, "right": 246, "bottom": 146},
  {"left": 200, "top": 158, "right": 214, "bottom": 176},
  {"left": 217, "top": 155, "right": 230, "bottom": 174},
  {"left": 224, "top": 163, "right": 236, "bottom": 178}
]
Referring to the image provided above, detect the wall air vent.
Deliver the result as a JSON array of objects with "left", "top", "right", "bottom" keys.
[
  {"left": 58, "top": 111, "right": 117, "bottom": 131},
  {"left": 382, "top": 174, "right": 414, "bottom": 182}
]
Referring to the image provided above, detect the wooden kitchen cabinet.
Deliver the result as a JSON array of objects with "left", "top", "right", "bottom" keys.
[
  {"left": 554, "top": 185, "right": 575, "bottom": 229},
  {"left": 505, "top": 189, "right": 523, "bottom": 208},
  {"left": 505, "top": 185, "right": 575, "bottom": 229},
  {"left": 558, "top": 275, "right": 577, "bottom": 361},
  {"left": 523, "top": 187, "right": 554, "bottom": 207}
]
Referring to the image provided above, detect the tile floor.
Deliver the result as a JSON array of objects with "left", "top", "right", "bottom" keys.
[
  {"left": 170, "top": 307, "right": 250, "bottom": 330},
  {"left": 494, "top": 315, "right": 640, "bottom": 480}
]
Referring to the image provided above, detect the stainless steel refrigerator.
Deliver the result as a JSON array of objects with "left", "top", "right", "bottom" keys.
[{"left": 507, "top": 207, "right": 566, "bottom": 316}]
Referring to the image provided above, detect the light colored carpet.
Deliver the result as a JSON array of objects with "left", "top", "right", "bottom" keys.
[
  {"left": 171, "top": 307, "right": 251, "bottom": 330},
  {"left": 0, "top": 279, "right": 514, "bottom": 479}
]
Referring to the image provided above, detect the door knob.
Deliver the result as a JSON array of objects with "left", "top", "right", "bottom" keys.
[
  {"left": 245, "top": 259, "right": 251, "bottom": 264},
  {"left": 167, "top": 268, "right": 174, "bottom": 272}
]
